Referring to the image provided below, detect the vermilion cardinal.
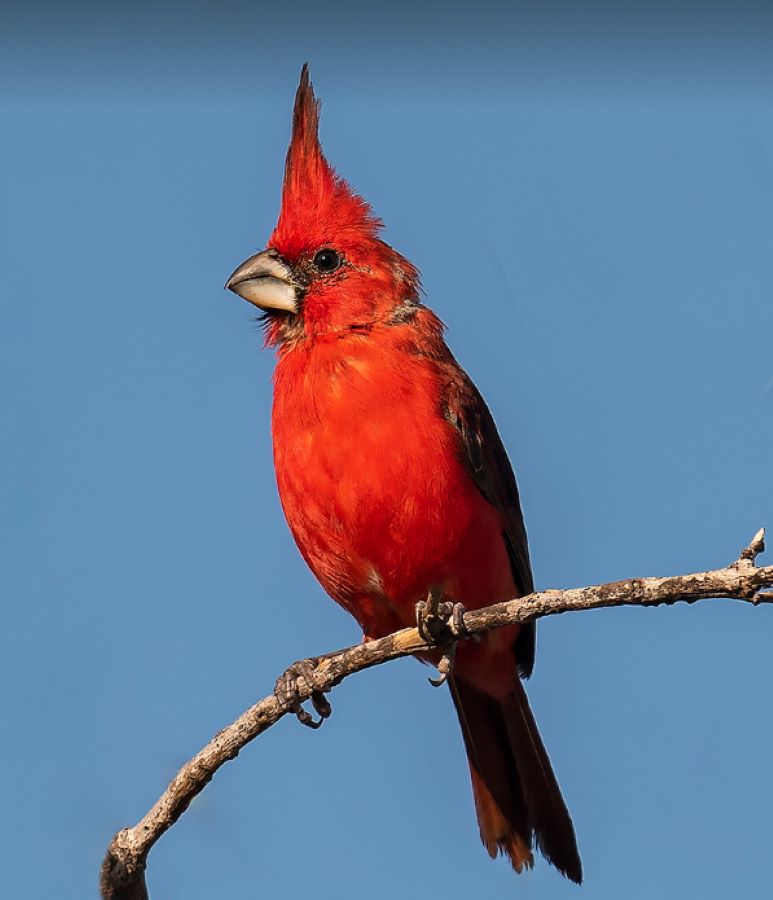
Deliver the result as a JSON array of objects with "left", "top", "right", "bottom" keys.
[{"left": 226, "top": 66, "right": 581, "bottom": 882}]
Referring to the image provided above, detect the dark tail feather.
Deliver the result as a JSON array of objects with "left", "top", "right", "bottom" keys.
[{"left": 449, "top": 676, "right": 582, "bottom": 883}]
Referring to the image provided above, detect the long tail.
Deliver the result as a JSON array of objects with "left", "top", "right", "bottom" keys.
[{"left": 449, "top": 675, "right": 582, "bottom": 883}]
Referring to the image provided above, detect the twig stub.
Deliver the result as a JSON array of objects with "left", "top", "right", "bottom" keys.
[{"left": 741, "top": 527, "right": 766, "bottom": 562}]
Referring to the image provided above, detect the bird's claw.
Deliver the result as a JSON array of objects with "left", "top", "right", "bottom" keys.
[
  {"left": 428, "top": 642, "right": 457, "bottom": 687},
  {"left": 274, "top": 658, "right": 332, "bottom": 729},
  {"left": 415, "top": 590, "right": 468, "bottom": 687}
]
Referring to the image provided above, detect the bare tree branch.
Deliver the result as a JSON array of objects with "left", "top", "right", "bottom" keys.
[{"left": 100, "top": 529, "right": 773, "bottom": 900}]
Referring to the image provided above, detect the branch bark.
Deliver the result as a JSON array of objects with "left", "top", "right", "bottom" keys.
[{"left": 100, "top": 529, "right": 773, "bottom": 900}]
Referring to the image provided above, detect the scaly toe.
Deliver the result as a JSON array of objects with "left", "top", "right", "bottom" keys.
[
  {"left": 416, "top": 594, "right": 468, "bottom": 687},
  {"left": 274, "top": 658, "right": 332, "bottom": 729}
]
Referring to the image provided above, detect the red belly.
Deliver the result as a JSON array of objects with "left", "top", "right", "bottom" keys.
[{"left": 271, "top": 333, "right": 520, "bottom": 688}]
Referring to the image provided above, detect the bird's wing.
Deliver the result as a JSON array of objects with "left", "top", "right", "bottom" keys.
[{"left": 444, "top": 367, "right": 536, "bottom": 678}]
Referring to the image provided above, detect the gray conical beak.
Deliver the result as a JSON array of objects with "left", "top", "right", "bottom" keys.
[{"left": 225, "top": 250, "right": 299, "bottom": 313}]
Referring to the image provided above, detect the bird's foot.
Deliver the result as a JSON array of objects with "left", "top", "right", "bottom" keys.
[
  {"left": 415, "top": 588, "right": 468, "bottom": 687},
  {"left": 415, "top": 588, "right": 469, "bottom": 644},
  {"left": 274, "top": 658, "right": 332, "bottom": 729}
]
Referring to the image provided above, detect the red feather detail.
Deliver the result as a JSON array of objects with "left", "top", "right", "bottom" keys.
[
  {"left": 272, "top": 312, "right": 518, "bottom": 637},
  {"left": 264, "top": 66, "right": 420, "bottom": 344},
  {"left": 270, "top": 65, "right": 382, "bottom": 261}
]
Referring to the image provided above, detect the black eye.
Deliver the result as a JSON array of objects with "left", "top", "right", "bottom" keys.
[{"left": 313, "top": 248, "right": 342, "bottom": 273}]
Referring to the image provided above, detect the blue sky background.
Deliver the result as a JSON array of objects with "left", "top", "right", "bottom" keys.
[{"left": 2, "top": 3, "right": 773, "bottom": 898}]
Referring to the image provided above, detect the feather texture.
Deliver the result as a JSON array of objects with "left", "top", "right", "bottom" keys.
[{"left": 451, "top": 676, "right": 582, "bottom": 882}]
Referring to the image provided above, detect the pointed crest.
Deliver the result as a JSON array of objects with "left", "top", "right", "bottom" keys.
[{"left": 270, "top": 65, "right": 382, "bottom": 257}]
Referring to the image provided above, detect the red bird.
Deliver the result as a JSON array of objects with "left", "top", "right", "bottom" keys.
[{"left": 227, "top": 66, "right": 581, "bottom": 882}]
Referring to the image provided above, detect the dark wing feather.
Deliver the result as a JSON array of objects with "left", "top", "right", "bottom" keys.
[{"left": 444, "top": 369, "right": 537, "bottom": 678}]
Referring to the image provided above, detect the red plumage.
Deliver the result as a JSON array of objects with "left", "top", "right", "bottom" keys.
[{"left": 232, "top": 65, "right": 581, "bottom": 882}]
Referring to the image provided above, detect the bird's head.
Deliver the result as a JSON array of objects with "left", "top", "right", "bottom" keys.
[{"left": 226, "top": 65, "right": 420, "bottom": 347}]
